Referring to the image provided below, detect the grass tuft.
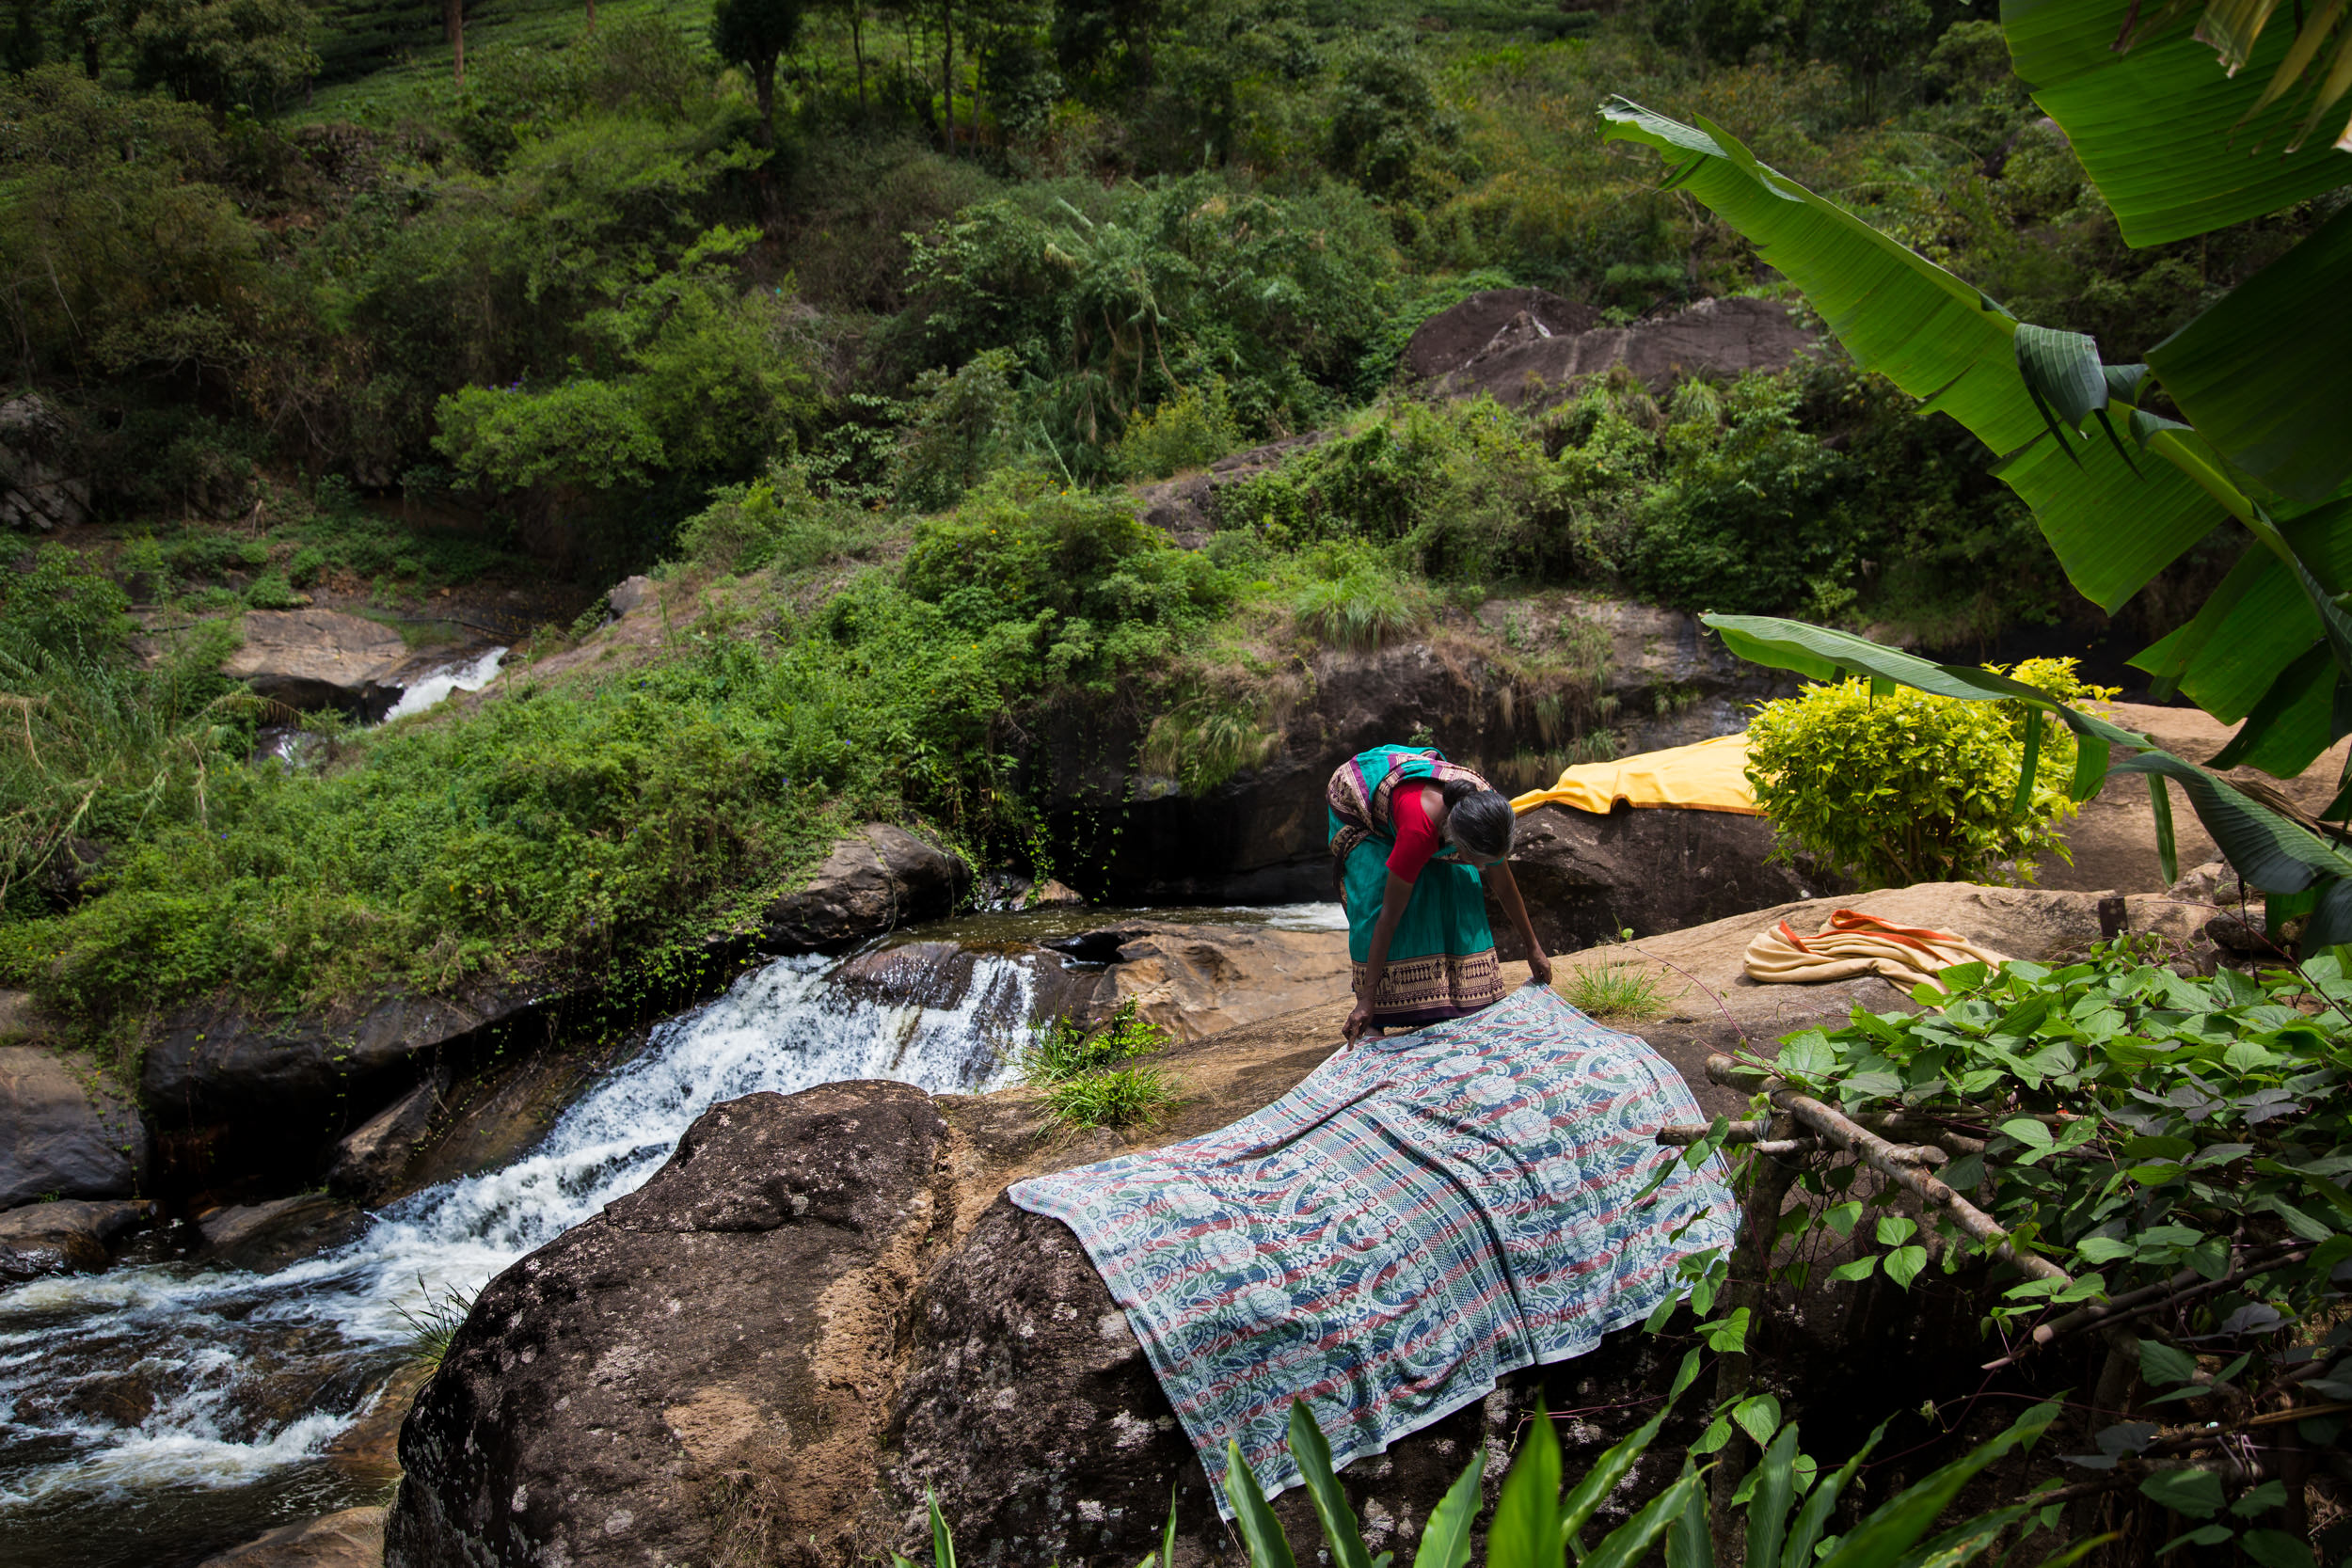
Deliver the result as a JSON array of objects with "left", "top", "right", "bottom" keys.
[
  {"left": 394, "top": 1275, "right": 478, "bottom": 1371},
  {"left": 1564, "top": 962, "right": 1666, "bottom": 1021},
  {"left": 1022, "top": 999, "right": 1176, "bottom": 1130},
  {"left": 1042, "top": 1065, "right": 1176, "bottom": 1131}
]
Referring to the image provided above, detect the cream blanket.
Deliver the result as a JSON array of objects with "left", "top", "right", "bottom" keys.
[{"left": 1743, "top": 909, "right": 2008, "bottom": 991}]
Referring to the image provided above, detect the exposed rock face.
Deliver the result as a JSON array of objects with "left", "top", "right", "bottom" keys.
[
  {"left": 220, "top": 609, "right": 413, "bottom": 712},
  {"left": 0, "top": 394, "right": 91, "bottom": 531},
  {"left": 1432, "top": 297, "right": 1819, "bottom": 408},
  {"left": 1401, "top": 288, "right": 1602, "bottom": 382},
  {"left": 326, "top": 1080, "right": 441, "bottom": 1203},
  {"left": 1039, "top": 614, "right": 1793, "bottom": 911},
  {"left": 198, "top": 1505, "right": 388, "bottom": 1568},
  {"left": 1129, "top": 430, "right": 1329, "bottom": 545},
  {"left": 0, "top": 1046, "right": 151, "bottom": 1208},
  {"left": 1491, "top": 804, "right": 1830, "bottom": 958},
  {"left": 763, "top": 824, "right": 972, "bottom": 953},
  {"left": 0, "top": 1196, "right": 154, "bottom": 1282},
  {"left": 386, "top": 1084, "right": 953, "bottom": 1568}
]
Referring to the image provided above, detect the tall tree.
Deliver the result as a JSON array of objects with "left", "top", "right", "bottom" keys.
[
  {"left": 119, "top": 0, "right": 320, "bottom": 111},
  {"left": 711, "top": 0, "right": 804, "bottom": 138},
  {"left": 445, "top": 0, "right": 464, "bottom": 85}
]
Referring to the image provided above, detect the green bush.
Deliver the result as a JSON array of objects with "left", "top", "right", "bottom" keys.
[
  {"left": 1110, "top": 380, "right": 1243, "bottom": 481},
  {"left": 1022, "top": 998, "right": 1174, "bottom": 1131},
  {"left": 1744, "top": 665, "right": 2107, "bottom": 888},
  {"left": 1288, "top": 540, "right": 1429, "bottom": 650},
  {"left": 675, "top": 470, "right": 885, "bottom": 577}
]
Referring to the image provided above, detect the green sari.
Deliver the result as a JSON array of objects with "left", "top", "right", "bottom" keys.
[{"left": 1325, "top": 744, "right": 1506, "bottom": 1028}]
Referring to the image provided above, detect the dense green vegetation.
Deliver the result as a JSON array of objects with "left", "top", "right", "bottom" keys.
[{"left": 0, "top": 0, "right": 2319, "bottom": 1034}]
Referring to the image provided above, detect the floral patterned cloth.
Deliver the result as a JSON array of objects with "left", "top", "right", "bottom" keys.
[{"left": 1008, "top": 983, "right": 1736, "bottom": 1512}]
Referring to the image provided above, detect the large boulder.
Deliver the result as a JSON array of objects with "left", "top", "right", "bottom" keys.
[
  {"left": 326, "top": 1080, "right": 442, "bottom": 1203},
  {"left": 147, "top": 982, "right": 532, "bottom": 1132},
  {"left": 0, "top": 1196, "right": 154, "bottom": 1282},
  {"left": 1431, "top": 297, "right": 1819, "bottom": 408},
  {"left": 386, "top": 1083, "right": 956, "bottom": 1568},
  {"left": 220, "top": 609, "right": 413, "bottom": 713},
  {"left": 1402, "top": 288, "right": 1603, "bottom": 383},
  {"left": 762, "top": 824, "right": 972, "bottom": 952},
  {"left": 1489, "top": 804, "right": 1831, "bottom": 958},
  {"left": 0, "top": 1046, "right": 150, "bottom": 1208}
]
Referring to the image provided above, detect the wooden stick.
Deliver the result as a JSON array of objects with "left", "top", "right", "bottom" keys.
[
  {"left": 1980, "top": 1244, "right": 2313, "bottom": 1368},
  {"left": 1704, "top": 1054, "right": 2073, "bottom": 1288}
]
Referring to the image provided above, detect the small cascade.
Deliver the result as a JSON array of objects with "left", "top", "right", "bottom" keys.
[
  {"left": 0, "top": 952, "right": 1032, "bottom": 1565},
  {"left": 378, "top": 645, "right": 508, "bottom": 723}
]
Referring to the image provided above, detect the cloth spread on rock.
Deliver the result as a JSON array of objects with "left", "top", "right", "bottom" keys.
[
  {"left": 1743, "top": 909, "right": 2010, "bottom": 991},
  {"left": 1509, "top": 731, "right": 1763, "bottom": 817},
  {"left": 1008, "top": 983, "right": 1736, "bottom": 1513}
]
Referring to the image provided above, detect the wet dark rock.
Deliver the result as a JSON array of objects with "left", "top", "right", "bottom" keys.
[
  {"left": 197, "top": 1194, "right": 367, "bottom": 1273},
  {"left": 1402, "top": 288, "right": 1600, "bottom": 382},
  {"left": 387, "top": 1084, "right": 953, "bottom": 1568},
  {"left": 762, "top": 823, "right": 972, "bottom": 953},
  {"left": 0, "top": 1197, "right": 155, "bottom": 1283},
  {"left": 199, "top": 1505, "right": 388, "bottom": 1568},
  {"left": 146, "top": 982, "right": 532, "bottom": 1132},
  {"left": 0, "top": 1045, "right": 151, "bottom": 1208},
  {"left": 1489, "top": 804, "right": 1833, "bottom": 959},
  {"left": 326, "top": 1079, "right": 442, "bottom": 1204}
]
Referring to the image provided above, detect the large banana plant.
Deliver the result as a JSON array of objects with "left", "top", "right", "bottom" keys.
[{"left": 1597, "top": 0, "right": 2352, "bottom": 800}]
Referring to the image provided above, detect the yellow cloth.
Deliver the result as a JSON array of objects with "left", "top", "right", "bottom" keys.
[
  {"left": 1742, "top": 910, "right": 2009, "bottom": 992},
  {"left": 1509, "top": 732, "right": 1762, "bottom": 816}
]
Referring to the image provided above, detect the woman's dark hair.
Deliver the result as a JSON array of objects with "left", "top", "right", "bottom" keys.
[{"left": 1440, "top": 780, "right": 1517, "bottom": 860}]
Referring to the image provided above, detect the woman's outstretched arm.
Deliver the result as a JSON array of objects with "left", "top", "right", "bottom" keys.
[
  {"left": 1483, "top": 863, "right": 1553, "bottom": 987},
  {"left": 1344, "top": 871, "right": 1416, "bottom": 1041}
]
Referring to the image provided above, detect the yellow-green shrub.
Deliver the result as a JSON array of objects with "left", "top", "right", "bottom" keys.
[{"left": 1744, "top": 659, "right": 2114, "bottom": 889}]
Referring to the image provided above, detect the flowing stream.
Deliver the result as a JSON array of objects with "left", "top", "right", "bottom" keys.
[
  {"left": 0, "top": 906, "right": 1340, "bottom": 1568},
  {"left": 379, "top": 645, "right": 508, "bottom": 723}
]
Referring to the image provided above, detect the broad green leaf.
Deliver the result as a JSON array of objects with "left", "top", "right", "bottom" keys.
[
  {"left": 2111, "top": 751, "right": 2352, "bottom": 893},
  {"left": 1582, "top": 1474, "right": 1703, "bottom": 1568},
  {"left": 1490, "top": 1404, "right": 1561, "bottom": 1568},
  {"left": 924, "top": 1489, "right": 958, "bottom": 1568},
  {"left": 2138, "top": 1467, "right": 2226, "bottom": 1518},
  {"left": 1224, "top": 1440, "right": 1300, "bottom": 1568},
  {"left": 2137, "top": 1338, "right": 2200, "bottom": 1386},
  {"left": 1746, "top": 1424, "right": 1802, "bottom": 1568},
  {"left": 1287, "top": 1400, "right": 1374, "bottom": 1568},
  {"left": 2150, "top": 772, "right": 2181, "bottom": 887},
  {"left": 1782, "top": 1422, "right": 1885, "bottom": 1568},
  {"left": 1820, "top": 1403, "right": 2060, "bottom": 1568},
  {"left": 2149, "top": 203, "right": 2352, "bottom": 506},
  {"left": 1733, "top": 1396, "right": 1784, "bottom": 1449},
  {"left": 1665, "top": 1463, "right": 1714, "bottom": 1568},
  {"left": 1560, "top": 1394, "right": 1679, "bottom": 1549},
  {"left": 1411, "top": 1451, "right": 1486, "bottom": 1568},
  {"left": 2001, "top": 0, "right": 2352, "bottom": 244},
  {"left": 1161, "top": 1483, "right": 1180, "bottom": 1568},
  {"left": 1883, "top": 1245, "right": 1931, "bottom": 1289},
  {"left": 2240, "top": 1528, "right": 2318, "bottom": 1568},
  {"left": 2014, "top": 324, "right": 2110, "bottom": 449}
]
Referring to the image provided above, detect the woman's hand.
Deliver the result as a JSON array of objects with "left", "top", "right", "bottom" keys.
[
  {"left": 1527, "top": 946, "right": 1554, "bottom": 988},
  {"left": 1343, "top": 998, "right": 1376, "bottom": 1043}
]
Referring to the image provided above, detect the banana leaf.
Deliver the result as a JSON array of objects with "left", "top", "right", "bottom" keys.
[
  {"left": 2001, "top": 0, "right": 2352, "bottom": 245},
  {"left": 2147, "top": 202, "right": 2352, "bottom": 508}
]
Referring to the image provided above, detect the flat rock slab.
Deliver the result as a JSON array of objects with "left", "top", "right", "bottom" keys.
[
  {"left": 1433, "top": 297, "right": 1817, "bottom": 407},
  {"left": 0, "top": 1046, "right": 149, "bottom": 1208},
  {"left": 199, "top": 1506, "right": 387, "bottom": 1568},
  {"left": 221, "top": 610, "right": 410, "bottom": 710},
  {"left": 1403, "top": 288, "right": 1602, "bottom": 382},
  {"left": 197, "top": 1194, "right": 367, "bottom": 1274}
]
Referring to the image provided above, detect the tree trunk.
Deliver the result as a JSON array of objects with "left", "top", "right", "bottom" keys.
[
  {"left": 940, "top": 0, "right": 953, "bottom": 152},
  {"left": 755, "top": 57, "right": 776, "bottom": 142},
  {"left": 447, "top": 0, "right": 466, "bottom": 86},
  {"left": 585, "top": 0, "right": 596, "bottom": 28}
]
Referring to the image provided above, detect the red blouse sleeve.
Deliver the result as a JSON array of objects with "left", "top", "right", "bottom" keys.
[{"left": 1386, "top": 784, "right": 1440, "bottom": 883}]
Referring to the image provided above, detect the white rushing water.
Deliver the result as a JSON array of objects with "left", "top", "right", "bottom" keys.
[
  {"left": 0, "top": 952, "right": 1034, "bottom": 1564},
  {"left": 379, "top": 645, "right": 508, "bottom": 723}
]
